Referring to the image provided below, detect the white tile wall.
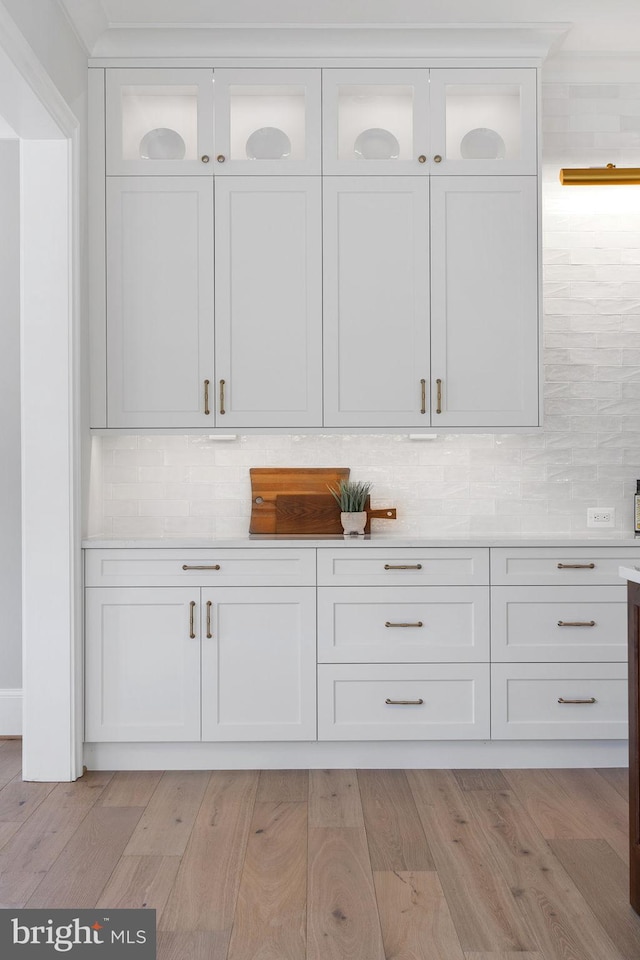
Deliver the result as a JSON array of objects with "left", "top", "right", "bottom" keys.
[{"left": 94, "top": 81, "right": 640, "bottom": 540}]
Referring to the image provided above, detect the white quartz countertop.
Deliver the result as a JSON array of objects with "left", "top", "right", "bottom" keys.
[
  {"left": 620, "top": 565, "right": 640, "bottom": 584},
  {"left": 82, "top": 535, "right": 640, "bottom": 549}
]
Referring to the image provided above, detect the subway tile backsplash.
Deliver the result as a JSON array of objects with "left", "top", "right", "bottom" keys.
[{"left": 92, "top": 81, "right": 640, "bottom": 541}]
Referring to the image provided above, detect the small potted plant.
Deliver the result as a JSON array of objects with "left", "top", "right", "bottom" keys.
[{"left": 328, "top": 479, "right": 372, "bottom": 536}]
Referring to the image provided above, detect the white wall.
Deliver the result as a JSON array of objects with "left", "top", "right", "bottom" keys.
[
  {"left": 0, "top": 139, "right": 22, "bottom": 701},
  {"left": 93, "top": 78, "right": 640, "bottom": 541}
]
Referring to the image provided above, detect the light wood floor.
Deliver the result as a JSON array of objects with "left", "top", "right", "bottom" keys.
[{"left": 1, "top": 740, "right": 639, "bottom": 960}]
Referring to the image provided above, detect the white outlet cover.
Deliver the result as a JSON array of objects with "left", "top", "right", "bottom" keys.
[{"left": 587, "top": 507, "right": 615, "bottom": 527}]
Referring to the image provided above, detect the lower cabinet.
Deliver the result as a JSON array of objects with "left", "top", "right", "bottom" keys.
[
  {"left": 85, "top": 584, "right": 316, "bottom": 742},
  {"left": 84, "top": 544, "right": 632, "bottom": 750}
]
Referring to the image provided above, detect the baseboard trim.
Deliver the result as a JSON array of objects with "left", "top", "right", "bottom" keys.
[
  {"left": 84, "top": 738, "right": 628, "bottom": 771},
  {"left": 0, "top": 689, "right": 22, "bottom": 736}
]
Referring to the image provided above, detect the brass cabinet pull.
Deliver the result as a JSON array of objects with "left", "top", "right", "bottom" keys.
[
  {"left": 433, "top": 155, "right": 442, "bottom": 163},
  {"left": 384, "top": 564, "right": 422, "bottom": 571},
  {"left": 206, "top": 600, "right": 213, "bottom": 639},
  {"left": 385, "top": 621, "right": 423, "bottom": 628},
  {"left": 385, "top": 698, "right": 424, "bottom": 706},
  {"left": 557, "top": 562, "right": 595, "bottom": 569},
  {"left": 557, "top": 620, "right": 596, "bottom": 627},
  {"left": 436, "top": 378, "right": 442, "bottom": 414},
  {"left": 558, "top": 697, "right": 597, "bottom": 705},
  {"left": 216, "top": 154, "right": 226, "bottom": 163},
  {"left": 219, "top": 379, "right": 226, "bottom": 415},
  {"left": 201, "top": 155, "right": 210, "bottom": 163},
  {"left": 189, "top": 601, "right": 196, "bottom": 639},
  {"left": 418, "top": 155, "right": 427, "bottom": 164},
  {"left": 204, "top": 379, "right": 210, "bottom": 415},
  {"left": 420, "top": 378, "right": 426, "bottom": 414},
  {"left": 182, "top": 564, "right": 221, "bottom": 571}
]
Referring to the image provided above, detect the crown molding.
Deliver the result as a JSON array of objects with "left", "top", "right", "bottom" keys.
[
  {"left": 57, "top": 0, "right": 108, "bottom": 55},
  {"left": 91, "top": 22, "right": 570, "bottom": 61}
]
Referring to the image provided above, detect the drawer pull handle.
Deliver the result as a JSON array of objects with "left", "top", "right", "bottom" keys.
[
  {"left": 220, "top": 379, "right": 226, "bottom": 415},
  {"left": 385, "top": 698, "right": 424, "bottom": 706},
  {"left": 557, "top": 562, "right": 595, "bottom": 569},
  {"left": 206, "top": 600, "right": 213, "bottom": 639},
  {"left": 558, "top": 697, "right": 597, "bottom": 705},
  {"left": 557, "top": 620, "right": 596, "bottom": 627},
  {"left": 182, "top": 564, "right": 221, "bottom": 571},
  {"left": 204, "top": 379, "right": 210, "bottom": 415},
  {"left": 384, "top": 564, "right": 423, "bottom": 571},
  {"left": 420, "top": 378, "right": 426, "bottom": 415},
  {"left": 189, "top": 601, "right": 196, "bottom": 639},
  {"left": 385, "top": 621, "right": 423, "bottom": 628}
]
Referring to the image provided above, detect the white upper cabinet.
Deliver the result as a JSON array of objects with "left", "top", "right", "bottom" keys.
[
  {"left": 214, "top": 177, "right": 323, "bottom": 427},
  {"left": 106, "top": 177, "right": 214, "bottom": 428},
  {"left": 213, "top": 68, "right": 322, "bottom": 175},
  {"left": 323, "top": 177, "right": 430, "bottom": 427},
  {"left": 429, "top": 68, "right": 538, "bottom": 176},
  {"left": 322, "top": 67, "right": 537, "bottom": 176},
  {"left": 322, "top": 69, "right": 429, "bottom": 175},
  {"left": 430, "top": 176, "right": 540, "bottom": 427},
  {"left": 106, "top": 68, "right": 215, "bottom": 176}
]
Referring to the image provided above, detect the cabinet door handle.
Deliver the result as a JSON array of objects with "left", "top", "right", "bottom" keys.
[
  {"left": 216, "top": 154, "right": 226, "bottom": 163},
  {"left": 436, "top": 378, "right": 442, "bottom": 414},
  {"left": 557, "top": 562, "right": 595, "bottom": 569},
  {"left": 385, "top": 698, "right": 424, "bottom": 706},
  {"left": 206, "top": 600, "right": 213, "bottom": 639},
  {"left": 189, "top": 601, "right": 196, "bottom": 639},
  {"left": 384, "top": 564, "right": 422, "bottom": 571},
  {"left": 385, "top": 621, "right": 423, "bottom": 628},
  {"left": 418, "top": 155, "right": 427, "bottom": 164},
  {"left": 558, "top": 697, "right": 597, "bottom": 705},
  {"left": 182, "top": 564, "right": 221, "bottom": 571},
  {"left": 204, "top": 379, "right": 210, "bottom": 415},
  {"left": 201, "top": 155, "right": 210, "bottom": 163},
  {"left": 557, "top": 620, "right": 596, "bottom": 627},
  {"left": 420, "top": 378, "right": 426, "bottom": 415},
  {"left": 219, "top": 379, "right": 226, "bottom": 415},
  {"left": 433, "top": 155, "right": 442, "bottom": 163}
]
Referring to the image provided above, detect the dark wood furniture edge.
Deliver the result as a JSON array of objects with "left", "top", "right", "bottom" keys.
[{"left": 628, "top": 579, "right": 640, "bottom": 914}]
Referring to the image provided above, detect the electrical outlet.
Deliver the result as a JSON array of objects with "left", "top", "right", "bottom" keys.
[{"left": 587, "top": 507, "right": 615, "bottom": 528}]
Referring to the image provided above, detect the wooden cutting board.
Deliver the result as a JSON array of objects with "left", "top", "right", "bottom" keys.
[
  {"left": 275, "top": 494, "right": 397, "bottom": 535},
  {"left": 249, "top": 467, "right": 350, "bottom": 534}
]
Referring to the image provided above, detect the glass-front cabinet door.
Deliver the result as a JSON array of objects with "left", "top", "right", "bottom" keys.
[
  {"left": 429, "top": 68, "right": 537, "bottom": 175},
  {"left": 323, "top": 69, "right": 429, "bottom": 175},
  {"left": 213, "top": 69, "right": 321, "bottom": 175},
  {"left": 106, "top": 68, "right": 215, "bottom": 175}
]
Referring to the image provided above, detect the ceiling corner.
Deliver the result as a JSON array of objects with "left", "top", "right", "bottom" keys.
[{"left": 56, "top": 0, "right": 108, "bottom": 55}]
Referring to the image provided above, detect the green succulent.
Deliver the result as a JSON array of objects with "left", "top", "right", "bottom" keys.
[{"left": 328, "top": 479, "right": 372, "bottom": 512}]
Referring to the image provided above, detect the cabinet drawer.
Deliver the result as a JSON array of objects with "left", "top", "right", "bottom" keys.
[
  {"left": 84, "top": 548, "right": 316, "bottom": 586},
  {"left": 491, "top": 547, "right": 640, "bottom": 586},
  {"left": 491, "top": 663, "right": 628, "bottom": 740},
  {"left": 491, "top": 586, "right": 627, "bottom": 662},
  {"left": 317, "top": 548, "right": 489, "bottom": 586},
  {"left": 318, "top": 586, "right": 489, "bottom": 663},
  {"left": 318, "top": 663, "right": 490, "bottom": 740}
]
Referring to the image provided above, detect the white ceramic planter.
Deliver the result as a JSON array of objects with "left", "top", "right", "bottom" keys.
[{"left": 341, "top": 511, "right": 367, "bottom": 536}]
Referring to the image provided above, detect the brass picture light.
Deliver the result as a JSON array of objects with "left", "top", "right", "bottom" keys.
[{"left": 559, "top": 162, "right": 640, "bottom": 185}]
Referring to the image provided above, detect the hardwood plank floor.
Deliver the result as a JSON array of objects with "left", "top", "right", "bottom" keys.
[{"left": 1, "top": 757, "right": 639, "bottom": 960}]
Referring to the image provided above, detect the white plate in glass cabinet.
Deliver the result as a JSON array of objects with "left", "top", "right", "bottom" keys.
[
  {"left": 213, "top": 69, "right": 321, "bottom": 175},
  {"left": 105, "top": 68, "right": 215, "bottom": 176}
]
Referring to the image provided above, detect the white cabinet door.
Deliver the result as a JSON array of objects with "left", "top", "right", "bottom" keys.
[
  {"left": 106, "top": 68, "right": 215, "bottom": 176},
  {"left": 201, "top": 587, "right": 316, "bottom": 741},
  {"left": 430, "top": 176, "right": 539, "bottom": 427},
  {"left": 429, "top": 68, "right": 538, "bottom": 176},
  {"left": 323, "top": 177, "right": 430, "bottom": 427},
  {"left": 215, "top": 177, "right": 322, "bottom": 427},
  {"left": 106, "top": 177, "right": 214, "bottom": 427},
  {"left": 213, "top": 68, "right": 321, "bottom": 175},
  {"left": 85, "top": 588, "right": 201, "bottom": 741}
]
